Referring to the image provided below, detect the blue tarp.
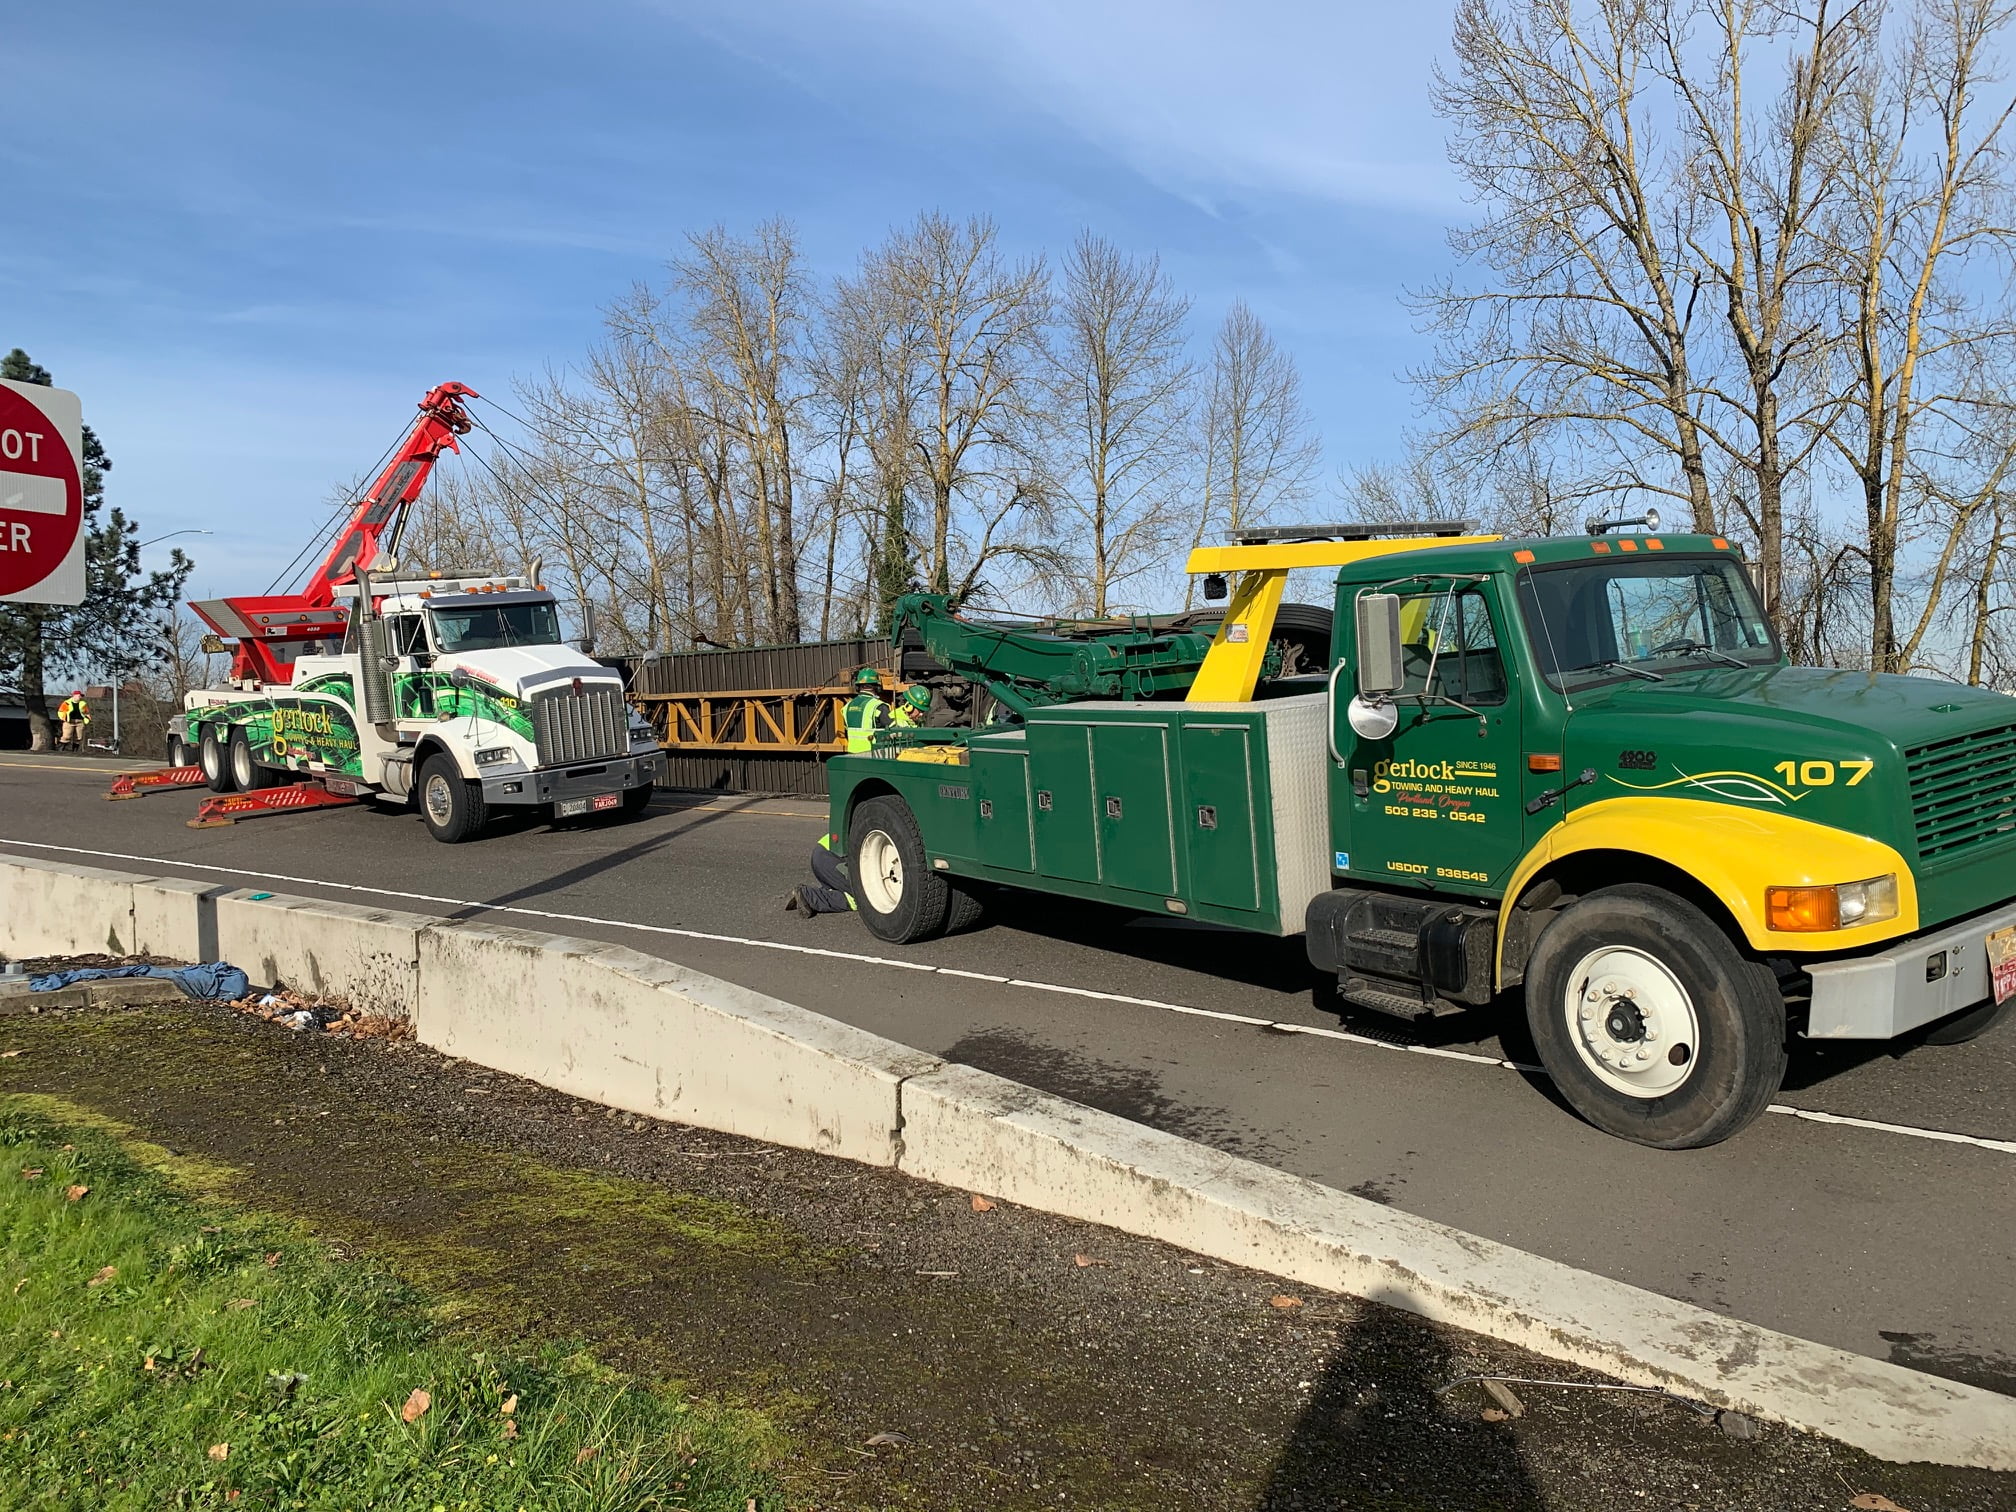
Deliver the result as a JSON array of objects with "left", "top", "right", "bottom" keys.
[{"left": 27, "top": 962, "right": 252, "bottom": 1001}]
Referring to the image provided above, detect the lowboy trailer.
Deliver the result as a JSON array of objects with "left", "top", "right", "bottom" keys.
[{"left": 826, "top": 521, "right": 2016, "bottom": 1147}]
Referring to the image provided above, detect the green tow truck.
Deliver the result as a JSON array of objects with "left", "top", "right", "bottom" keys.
[{"left": 826, "top": 522, "right": 2016, "bottom": 1147}]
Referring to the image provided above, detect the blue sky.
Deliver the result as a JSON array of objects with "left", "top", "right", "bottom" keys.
[{"left": 6, "top": 0, "right": 1462, "bottom": 598}]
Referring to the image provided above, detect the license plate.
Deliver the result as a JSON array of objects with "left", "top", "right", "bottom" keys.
[
  {"left": 1989, "top": 925, "right": 2016, "bottom": 1005},
  {"left": 556, "top": 793, "right": 621, "bottom": 818}
]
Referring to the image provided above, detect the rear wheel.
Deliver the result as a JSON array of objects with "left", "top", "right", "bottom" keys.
[
  {"left": 199, "top": 726, "right": 235, "bottom": 793},
  {"left": 849, "top": 795, "right": 952, "bottom": 943},
  {"left": 166, "top": 731, "right": 192, "bottom": 767},
  {"left": 228, "top": 727, "right": 275, "bottom": 792},
  {"left": 1525, "top": 885, "right": 1786, "bottom": 1149},
  {"left": 418, "top": 752, "right": 487, "bottom": 843},
  {"left": 1921, "top": 998, "right": 2011, "bottom": 1045}
]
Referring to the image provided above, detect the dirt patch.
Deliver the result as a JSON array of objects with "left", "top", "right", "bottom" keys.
[{"left": 2, "top": 1006, "right": 2009, "bottom": 1511}]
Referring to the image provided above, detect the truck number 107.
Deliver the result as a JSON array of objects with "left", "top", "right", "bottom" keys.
[{"left": 1772, "top": 759, "right": 1874, "bottom": 788}]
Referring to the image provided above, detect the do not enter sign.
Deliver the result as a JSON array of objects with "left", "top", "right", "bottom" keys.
[{"left": 0, "top": 377, "right": 85, "bottom": 605}]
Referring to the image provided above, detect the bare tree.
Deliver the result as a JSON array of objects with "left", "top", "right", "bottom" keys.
[
  {"left": 1184, "top": 301, "right": 1318, "bottom": 604},
  {"left": 1051, "top": 232, "right": 1195, "bottom": 614},
  {"left": 1819, "top": 0, "right": 2016, "bottom": 671}
]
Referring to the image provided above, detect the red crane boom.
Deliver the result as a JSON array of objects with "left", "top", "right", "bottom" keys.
[{"left": 190, "top": 382, "right": 477, "bottom": 686}]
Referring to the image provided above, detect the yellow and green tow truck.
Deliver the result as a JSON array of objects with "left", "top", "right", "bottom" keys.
[{"left": 827, "top": 522, "right": 2016, "bottom": 1147}]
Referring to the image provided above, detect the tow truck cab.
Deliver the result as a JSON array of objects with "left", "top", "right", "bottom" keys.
[{"left": 825, "top": 527, "right": 2016, "bottom": 1148}]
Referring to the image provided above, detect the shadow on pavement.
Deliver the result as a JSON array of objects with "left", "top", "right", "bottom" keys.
[{"left": 1255, "top": 1302, "right": 1543, "bottom": 1511}]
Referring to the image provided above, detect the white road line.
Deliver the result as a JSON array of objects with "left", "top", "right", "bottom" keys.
[{"left": 3, "top": 834, "right": 2010, "bottom": 1158}]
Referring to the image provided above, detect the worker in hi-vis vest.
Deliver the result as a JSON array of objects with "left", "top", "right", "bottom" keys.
[
  {"left": 841, "top": 667, "right": 892, "bottom": 754},
  {"left": 785, "top": 832, "right": 856, "bottom": 916},
  {"left": 891, "top": 684, "right": 931, "bottom": 728},
  {"left": 56, "top": 691, "right": 91, "bottom": 752}
]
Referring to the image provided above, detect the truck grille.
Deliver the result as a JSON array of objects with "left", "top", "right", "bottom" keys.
[
  {"left": 531, "top": 687, "right": 629, "bottom": 766},
  {"left": 1905, "top": 723, "right": 2016, "bottom": 862}
]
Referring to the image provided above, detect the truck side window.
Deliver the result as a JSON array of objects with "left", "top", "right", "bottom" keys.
[
  {"left": 387, "top": 615, "right": 430, "bottom": 661},
  {"left": 1397, "top": 589, "right": 1508, "bottom": 707}
]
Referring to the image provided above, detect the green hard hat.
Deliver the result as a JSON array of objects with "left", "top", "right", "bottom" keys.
[
  {"left": 853, "top": 667, "right": 881, "bottom": 687},
  {"left": 902, "top": 684, "right": 932, "bottom": 711}
]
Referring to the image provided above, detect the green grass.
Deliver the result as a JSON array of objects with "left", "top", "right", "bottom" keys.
[{"left": 0, "top": 1101, "right": 780, "bottom": 1511}]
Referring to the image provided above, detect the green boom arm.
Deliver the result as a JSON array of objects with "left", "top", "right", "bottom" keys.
[{"left": 892, "top": 594, "right": 1216, "bottom": 718}]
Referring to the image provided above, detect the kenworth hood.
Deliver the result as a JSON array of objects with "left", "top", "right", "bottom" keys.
[
  {"left": 437, "top": 644, "right": 622, "bottom": 700},
  {"left": 1564, "top": 665, "right": 2016, "bottom": 929}
]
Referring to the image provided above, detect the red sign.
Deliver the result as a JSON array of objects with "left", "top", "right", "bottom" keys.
[
  {"left": 0, "top": 379, "right": 85, "bottom": 604},
  {"left": 1989, "top": 925, "right": 2016, "bottom": 1006}
]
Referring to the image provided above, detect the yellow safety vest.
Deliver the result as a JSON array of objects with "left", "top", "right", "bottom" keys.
[{"left": 842, "top": 693, "right": 888, "bottom": 754}]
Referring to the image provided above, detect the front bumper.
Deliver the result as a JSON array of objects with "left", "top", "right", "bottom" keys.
[
  {"left": 1805, "top": 895, "right": 2016, "bottom": 1038},
  {"left": 480, "top": 751, "right": 661, "bottom": 807}
]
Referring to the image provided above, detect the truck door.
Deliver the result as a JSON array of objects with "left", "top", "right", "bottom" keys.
[{"left": 1333, "top": 582, "right": 1526, "bottom": 893}]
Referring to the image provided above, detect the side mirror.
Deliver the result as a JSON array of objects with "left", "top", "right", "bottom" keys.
[
  {"left": 1354, "top": 593, "right": 1405, "bottom": 698},
  {"left": 579, "top": 603, "right": 598, "bottom": 657},
  {"left": 449, "top": 666, "right": 471, "bottom": 689}
]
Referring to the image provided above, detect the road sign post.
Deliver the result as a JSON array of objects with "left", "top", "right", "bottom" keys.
[{"left": 0, "top": 378, "right": 86, "bottom": 606}]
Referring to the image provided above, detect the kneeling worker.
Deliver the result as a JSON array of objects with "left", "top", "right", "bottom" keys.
[
  {"left": 786, "top": 833, "right": 854, "bottom": 916},
  {"left": 892, "top": 683, "right": 931, "bottom": 727}
]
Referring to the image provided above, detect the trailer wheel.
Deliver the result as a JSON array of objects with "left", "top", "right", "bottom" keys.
[
  {"left": 199, "top": 726, "right": 236, "bottom": 794},
  {"left": 848, "top": 795, "right": 952, "bottom": 943},
  {"left": 1525, "top": 884, "right": 1786, "bottom": 1149},
  {"left": 418, "top": 752, "right": 488, "bottom": 844},
  {"left": 166, "top": 732, "right": 191, "bottom": 767}
]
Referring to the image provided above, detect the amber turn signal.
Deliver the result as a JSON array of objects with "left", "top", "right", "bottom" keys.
[
  {"left": 1528, "top": 753, "right": 1563, "bottom": 772},
  {"left": 1767, "top": 886, "right": 1838, "bottom": 932}
]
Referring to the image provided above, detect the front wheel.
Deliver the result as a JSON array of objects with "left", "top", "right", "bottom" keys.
[
  {"left": 620, "top": 783, "right": 654, "bottom": 817},
  {"left": 167, "top": 732, "right": 192, "bottom": 767},
  {"left": 1525, "top": 885, "right": 1786, "bottom": 1149},
  {"left": 418, "top": 752, "right": 488, "bottom": 843}
]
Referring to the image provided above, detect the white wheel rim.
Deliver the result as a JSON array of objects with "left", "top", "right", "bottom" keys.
[
  {"left": 232, "top": 742, "right": 253, "bottom": 788},
  {"left": 202, "top": 737, "right": 222, "bottom": 779},
  {"left": 424, "top": 773, "right": 456, "bottom": 826},
  {"left": 857, "top": 829, "right": 904, "bottom": 915},
  {"left": 1562, "top": 946, "right": 1701, "bottom": 1098}
]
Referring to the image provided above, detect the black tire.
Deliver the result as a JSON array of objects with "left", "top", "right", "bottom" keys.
[
  {"left": 944, "top": 879, "right": 987, "bottom": 935},
  {"left": 1920, "top": 998, "right": 2012, "bottom": 1046},
  {"left": 848, "top": 794, "right": 952, "bottom": 944},
  {"left": 199, "top": 725, "right": 236, "bottom": 793},
  {"left": 417, "top": 751, "right": 488, "bottom": 844},
  {"left": 228, "top": 727, "right": 275, "bottom": 792},
  {"left": 166, "top": 732, "right": 191, "bottom": 767},
  {"left": 1525, "top": 884, "right": 1786, "bottom": 1149},
  {"left": 620, "top": 783, "right": 655, "bottom": 817}
]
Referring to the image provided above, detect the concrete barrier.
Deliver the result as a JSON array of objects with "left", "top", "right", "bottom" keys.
[
  {"left": 211, "top": 890, "right": 429, "bottom": 1016},
  {"left": 4, "top": 851, "right": 2013, "bottom": 1470},
  {"left": 896, "top": 1062, "right": 2016, "bottom": 1470},
  {"left": 0, "top": 854, "right": 137, "bottom": 957},
  {"left": 416, "top": 923, "right": 939, "bottom": 1166}
]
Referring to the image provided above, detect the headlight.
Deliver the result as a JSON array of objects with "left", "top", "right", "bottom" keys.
[
  {"left": 1766, "top": 874, "right": 1899, "bottom": 932},
  {"left": 475, "top": 746, "right": 515, "bottom": 766}
]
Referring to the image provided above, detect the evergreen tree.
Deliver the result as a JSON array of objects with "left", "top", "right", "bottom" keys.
[{"left": 0, "top": 348, "right": 194, "bottom": 750}]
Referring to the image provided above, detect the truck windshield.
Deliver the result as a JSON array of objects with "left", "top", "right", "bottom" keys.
[
  {"left": 1516, "top": 555, "right": 1777, "bottom": 690},
  {"left": 430, "top": 601, "right": 562, "bottom": 654}
]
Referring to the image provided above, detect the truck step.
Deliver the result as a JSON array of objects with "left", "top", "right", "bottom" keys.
[
  {"left": 1343, "top": 926, "right": 1421, "bottom": 979},
  {"left": 1338, "top": 975, "right": 1466, "bottom": 1023}
]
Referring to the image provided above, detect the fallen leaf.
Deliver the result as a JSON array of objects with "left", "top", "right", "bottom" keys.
[
  {"left": 1851, "top": 1498, "right": 1911, "bottom": 1512},
  {"left": 865, "top": 1431, "right": 912, "bottom": 1447},
  {"left": 19, "top": 1168, "right": 42, "bottom": 1182},
  {"left": 1268, "top": 1295, "right": 1304, "bottom": 1310},
  {"left": 263, "top": 1252, "right": 282, "bottom": 1269},
  {"left": 575, "top": 1445, "right": 598, "bottom": 1465},
  {"left": 500, "top": 1393, "right": 517, "bottom": 1416},
  {"left": 1072, "top": 1254, "right": 1109, "bottom": 1268},
  {"left": 400, "top": 1388, "right": 431, "bottom": 1423},
  {"left": 142, "top": 1357, "right": 155, "bottom": 1372},
  {"left": 225, "top": 1298, "right": 257, "bottom": 1311},
  {"left": 207, "top": 1443, "right": 229, "bottom": 1461},
  {"left": 226, "top": 1491, "right": 240, "bottom": 1502},
  {"left": 969, "top": 1194, "right": 995, "bottom": 1212},
  {"left": 11, "top": 1278, "right": 25, "bottom": 1294},
  {"left": 1482, "top": 1406, "right": 1510, "bottom": 1422},
  {"left": 502, "top": 1419, "right": 518, "bottom": 1440},
  {"left": 0, "top": 1050, "right": 23, "bottom": 1058},
  {"left": 64, "top": 1185, "right": 88, "bottom": 1203},
  {"left": 87, "top": 1266, "right": 116, "bottom": 1287}
]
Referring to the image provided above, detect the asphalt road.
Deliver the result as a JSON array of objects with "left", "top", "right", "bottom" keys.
[{"left": 3, "top": 751, "right": 2012, "bottom": 1397}]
